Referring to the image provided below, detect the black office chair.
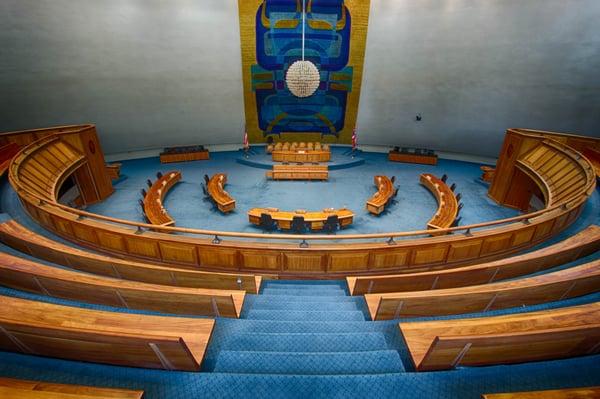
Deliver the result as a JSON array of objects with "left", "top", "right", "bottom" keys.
[
  {"left": 138, "top": 199, "right": 145, "bottom": 210},
  {"left": 204, "top": 174, "right": 210, "bottom": 184},
  {"left": 146, "top": 179, "right": 152, "bottom": 188},
  {"left": 455, "top": 193, "right": 462, "bottom": 202},
  {"left": 451, "top": 216, "right": 462, "bottom": 227},
  {"left": 323, "top": 215, "right": 339, "bottom": 234},
  {"left": 156, "top": 171, "right": 163, "bottom": 179},
  {"left": 291, "top": 216, "right": 306, "bottom": 234},
  {"left": 401, "top": 147, "right": 409, "bottom": 153},
  {"left": 441, "top": 174, "right": 448, "bottom": 183},
  {"left": 259, "top": 213, "right": 277, "bottom": 232},
  {"left": 140, "top": 189, "right": 147, "bottom": 198},
  {"left": 390, "top": 176, "right": 396, "bottom": 184},
  {"left": 427, "top": 149, "right": 435, "bottom": 156},
  {"left": 450, "top": 183, "right": 456, "bottom": 192},
  {"left": 201, "top": 183, "right": 208, "bottom": 198},
  {"left": 457, "top": 202, "right": 464, "bottom": 214},
  {"left": 393, "top": 146, "right": 400, "bottom": 152},
  {"left": 415, "top": 148, "right": 423, "bottom": 155}
]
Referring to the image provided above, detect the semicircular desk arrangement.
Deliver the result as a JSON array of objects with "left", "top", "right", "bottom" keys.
[
  {"left": 2, "top": 125, "right": 598, "bottom": 279},
  {"left": 142, "top": 170, "right": 181, "bottom": 227}
]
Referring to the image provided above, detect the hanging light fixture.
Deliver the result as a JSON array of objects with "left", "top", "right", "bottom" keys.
[{"left": 286, "top": 0, "right": 320, "bottom": 98}]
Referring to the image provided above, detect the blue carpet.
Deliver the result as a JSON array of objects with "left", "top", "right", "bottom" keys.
[{"left": 0, "top": 153, "right": 599, "bottom": 398}]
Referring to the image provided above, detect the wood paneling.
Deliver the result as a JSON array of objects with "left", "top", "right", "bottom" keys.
[{"left": 0, "top": 377, "right": 144, "bottom": 398}]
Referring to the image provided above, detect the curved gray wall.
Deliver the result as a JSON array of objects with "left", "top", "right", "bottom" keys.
[
  {"left": 358, "top": 0, "right": 600, "bottom": 157},
  {"left": 0, "top": 0, "right": 244, "bottom": 154},
  {"left": 0, "top": 0, "right": 598, "bottom": 157}
]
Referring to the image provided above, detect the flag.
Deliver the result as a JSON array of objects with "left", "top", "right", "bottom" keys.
[
  {"left": 351, "top": 127, "right": 357, "bottom": 150},
  {"left": 243, "top": 129, "right": 249, "bottom": 149}
]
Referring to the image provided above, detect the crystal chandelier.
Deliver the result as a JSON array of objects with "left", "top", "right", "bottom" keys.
[{"left": 286, "top": 0, "right": 319, "bottom": 98}]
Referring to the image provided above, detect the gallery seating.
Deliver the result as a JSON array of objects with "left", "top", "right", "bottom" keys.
[
  {"left": 400, "top": 301, "right": 600, "bottom": 371},
  {"left": 481, "top": 386, "right": 600, "bottom": 399},
  {"left": 266, "top": 164, "right": 329, "bottom": 180},
  {"left": 142, "top": 171, "right": 181, "bottom": 227},
  {"left": 207, "top": 173, "right": 236, "bottom": 213},
  {"left": 582, "top": 147, "right": 600, "bottom": 178},
  {"left": 0, "top": 377, "right": 144, "bottom": 398},
  {"left": 366, "top": 175, "right": 395, "bottom": 215},
  {"left": 365, "top": 259, "right": 600, "bottom": 319},
  {"left": 420, "top": 173, "right": 459, "bottom": 233},
  {"left": 0, "top": 251, "right": 246, "bottom": 318},
  {"left": 347, "top": 224, "right": 600, "bottom": 295},
  {"left": 0, "top": 218, "right": 263, "bottom": 293},
  {"left": 0, "top": 294, "right": 215, "bottom": 370},
  {"left": 248, "top": 207, "right": 354, "bottom": 231}
]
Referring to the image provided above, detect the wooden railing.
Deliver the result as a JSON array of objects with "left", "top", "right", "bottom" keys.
[{"left": 4, "top": 126, "right": 598, "bottom": 276}]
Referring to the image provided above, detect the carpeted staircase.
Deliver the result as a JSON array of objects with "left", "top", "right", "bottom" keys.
[{"left": 213, "top": 280, "right": 405, "bottom": 375}]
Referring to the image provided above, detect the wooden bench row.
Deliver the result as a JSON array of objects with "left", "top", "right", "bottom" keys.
[
  {"left": 0, "top": 218, "right": 263, "bottom": 293},
  {"left": 0, "top": 142, "right": 21, "bottom": 176},
  {"left": 0, "top": 294, "right": 214, "bottom": 371},
  {"left": 0, "top": 377, "right": 144, "bottom": 399},
  {"left": 420, "top": 173, "right": 459, "bottom": 232},
  {"left": 142, "top": 171, "right": 181, "bottom": 226},
  {"left": 365, "top": 258, "right": 600, "bottom": 320},
  {"left": 347, "top": 224, "right": 600, "bottom": 295},
  {"left": 482, "top": 386, "right": 600, "bottom": 399},
  {"left": 401, "top": 301, "right": 600, "bottom": 371},
  {"left": 266, "top": 164, "right": 329, "bottom": 180},
  {"left": 366, "top": 175, "right": 395, "bottom": 215},
  {"left": 207, "top": 173, "right": 236, "bottom": 213},
  {"left": 0, "top": 250, "right": 246, "bottom": 318}
]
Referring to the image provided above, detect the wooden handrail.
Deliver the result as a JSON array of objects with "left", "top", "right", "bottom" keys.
[{"left": 6, "top": 126, "right": 597, "bottom": 243}]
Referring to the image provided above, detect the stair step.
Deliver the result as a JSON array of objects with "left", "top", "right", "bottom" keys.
[
  {"left": 253, "top": 295, "right": 360, "bottom": 303},
  {"left": 245, "top": 310, "right": 366, "bottom": 321},
  {"left": 213, "top": 350, "right": 404, "bottom": 375},
  {"left": 222, "top": 332, "right": 388, "bottom": 353},
  {"left": 248, "top": 301, "right": 362, "bottom": 312},
  {"left": 261, "top": 283, "right": 346, "bottom": 291},
  {"left": 260, "top": 288, "right": 347, "bottom": 296},
  {"left": 218, "top": 319, "right": 382, "bottom": 334}
]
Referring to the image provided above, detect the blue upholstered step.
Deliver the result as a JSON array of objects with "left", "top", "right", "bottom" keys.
[
  {"left": 252, "top": 294, "right": 360, "bottom": 303},
  {"left": 260, "top": 288, "right": 347, "bottom": 296},
  {"left": 217, "top": 319, "right": 382, "bottom": 334},
  {"left": 213, "top": 350, "right": 404, "bottom": 374},
  {"left": 247, "top": 300, "right": 362, "bottom": 311},
  {"left": 222, "top": 332, "right": 388, "bottom": 353},
  {"left": 245, "top": 310, "right": 366, "bottom": 321}
]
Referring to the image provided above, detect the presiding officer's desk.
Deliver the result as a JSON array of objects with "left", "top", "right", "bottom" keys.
[{"left": 248, "top": 207, "right": 354, "bottom": 230}]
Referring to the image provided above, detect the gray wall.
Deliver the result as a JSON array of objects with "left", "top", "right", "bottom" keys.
[
  {"left": 0, "top": 0, "right": 598, "bottom": 157},
  {"left": 358, "top": 0, "right": 600, "bottom": 156},
  {"left": 0, "top": 0, "right": 245, "bottom": 154}
]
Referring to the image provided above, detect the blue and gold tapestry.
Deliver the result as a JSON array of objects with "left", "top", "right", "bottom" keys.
[{"left": 238, "top": 0, "right": 370, "bottom": 143}]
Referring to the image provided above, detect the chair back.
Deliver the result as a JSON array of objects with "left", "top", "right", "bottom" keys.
[
  {"left": 156, "top": 171, "right": 163, "bottom": 179},
  {"left": 291, "top": 216, "right": 306, "bottom": 233}
]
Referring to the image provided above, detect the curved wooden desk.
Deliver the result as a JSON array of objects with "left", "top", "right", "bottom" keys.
[
  {"left": 420, "top": 173, "right": 458, "bottom": 232},
  {"left": 365, "top": 259, "right": 600, "bottom": 320},
  {"left": 0, "top": 377, "right": 144, "bottom": 399},
  {"left": 0, "top": 218, "right": 263, "bottom": 293},
  {"left": 347, "top": 224, "right": 600, "bottom": 295},
  {"left": 248, "top": 207, "right": 354, "bottom": 230},
  {"left": 207, "top": 173, "right": 235, "bottom": 213},
  {"left": 0, "top": 251, "right": 246, "bottom": 318},
  {"left": 400, "top": 301, "right": 600, "bottom": 371},
  {"left": 0, "top": 294, "right": 215, "bottom": 371},
  {"left": 143, "top": 171, "right": 181, "bottom": 226},
  {"left": 366, "top": 175, "right": 395, "bottom": 215}
]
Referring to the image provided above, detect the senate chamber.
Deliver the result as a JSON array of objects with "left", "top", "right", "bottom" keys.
[{"left": 0, "top": 1, "right": 599, "bottom": 398}]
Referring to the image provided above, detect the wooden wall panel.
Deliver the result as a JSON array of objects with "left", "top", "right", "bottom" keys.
[
  {"left": 199, "top": 248, "right": 238, "bottom": 269},
  {"left": 413, "top": 247, "right": 448, "bottom": 265},
  {"left": 71, "top": 223, "right": 99, "bottom": 244},
  {"left": 241, "top": 251, "right": 281, "bottom": 270},
  {"left": 329, "top": 253, "right": 370, "bottom": 272},
  {"left": 96, "top": 230, "right": 126, "bottom": 252},
  {"left": 159, "top": 242, "right": 198, "bottom": 265},
  {"left": 446, "top": 241, "right": 482, "bottom": 262},
  {"left": 50, "top": 215, "right": 74, "bottom": 237},
  {"left": 481, "top": 233, "right": 513, "bottom": 255},
  {"left": 284, "top": 253, "right": 326, "bottom": 273},
  {"left": 125, "top": 237, "right": 160, "bottom": 258},
  {"left": 533, "top": 219, "right": 555, "bottom": 240},
  {"left": 511, "top": 226, "right": 536, "bottom": 246},
  {"left": 370, "top": 250, "right": 410, "bottom": 269}
]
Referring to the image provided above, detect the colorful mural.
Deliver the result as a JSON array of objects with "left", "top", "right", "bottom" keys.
[{"left": 238, "top": 0, "right": 370, "bottom": 143}]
